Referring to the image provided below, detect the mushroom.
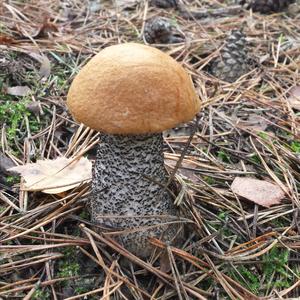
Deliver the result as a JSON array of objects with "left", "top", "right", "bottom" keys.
[{"left": 67, "top": 43, "right": 200, "bottom": 258}]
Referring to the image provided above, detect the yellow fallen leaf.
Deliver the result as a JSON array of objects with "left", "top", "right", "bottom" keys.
[{"left": 9, "top": 157, "right": 92, "bottom": 194}]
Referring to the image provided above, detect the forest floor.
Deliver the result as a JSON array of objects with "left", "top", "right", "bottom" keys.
[{"left": 0, "top": 0, "right": 300, "bottom": 299}]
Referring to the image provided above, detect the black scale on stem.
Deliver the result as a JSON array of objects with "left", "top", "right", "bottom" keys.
[{"left": 91, "top": 133, "right": 182, "bottom": 257}]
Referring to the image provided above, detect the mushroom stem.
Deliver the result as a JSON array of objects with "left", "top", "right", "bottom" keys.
[{"left": 91, "top": 133, "right": 181, "bottom": 257}]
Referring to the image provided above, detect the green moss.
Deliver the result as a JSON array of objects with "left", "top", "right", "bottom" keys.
[
  {"left": 270, "top": 217, "right": 291, "bottom": 228},
  {"left": 263, "top": 247, "right": 289, "bottom": 279},
  {"left": 218, "top": 211, "right": 229, "bottom": 221},
  {"left": 263, "top": 247, "right": 292, "bottom": 290},
  {"left": 0, "top": 100, "right": 30, "bottom": 141},
  {"left": 32, "top": 288, "right": 50, "bottom": 300},
  {"left": 217, "top": 150, "right": 231, "bottom": 163},
  {"left": 57, "top": 247, "right": 80, "bottom": 279},
  {"left": 258, "top": 131, "right": 269, "bottom": 141},
  {"left": 203, "top": 175, "right": 216, "bottom": 185},
  {"left": 228, "top": 265, "right": 260, "bottom": 294},
  {"left": 6, "top": 175, "right": 20, "bottom": 184},
  {"left": 58, "top": 262, "right": 80, "bottom": 278},
  {"left": 249, "top": 154, "right": 261, "bottom": 164},
  {"left": 290, "top": 141, "right": 300, "bottom": 154},
  {"left": 79, "top": 210, "right": 90, "bottom": 220}
]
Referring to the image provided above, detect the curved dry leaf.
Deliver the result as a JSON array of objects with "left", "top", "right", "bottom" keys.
[
  {"left": 33, "top": 19, "right": 58, "bottom": 38},
  {"left": 6, "top": 86, "right": 31, "bottom": 96},
  {"left": 28, "top": 52, "right": 51, "bottom": 79},
  {"left": 231, "top": 177, "right": 285, "bottom": 208},
  {"left": 287, "top": 86, "right": 300, "bottom": 110},
  {"left": 237, "top": 114, "right": 268, "bottom": 132},
  {"left": 39, "top": 56, "right": 51, "bottom": 79},
  {"left": 165, "top": 158, "right": 200, "bottom": 183},
  {"left": 0, "top": 152, "right": 15, "bottom": 174},
  {"left": 9, "top": 157, "right": 92, "bottom": 194},
  {"left": 0, "top": 35, "right": 18, "bottom": 45}
]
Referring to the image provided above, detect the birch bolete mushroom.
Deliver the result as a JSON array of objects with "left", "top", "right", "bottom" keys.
[{"left": 67, "top": 43, "right": 200, "bottom": 258}]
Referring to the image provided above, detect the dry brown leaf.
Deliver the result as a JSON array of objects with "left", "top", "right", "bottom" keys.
[
  {"left": 28, "top": 52, "right": 51, "bottom": 79},
  {"left": 25, "top": 101, "right": 42, "bottom": 115},
  {"left": 33, "top": 18, "right": 59, "bottom": 38},
  {"left": 259, "top": 53, "right": 270, "bottom": 64},
  {"left": 165, "top": 158, "right": 200, "bottom": 183},
  {"left": 6, "top": 86, "right": 32, "bottom": 96},
  {"left": 0, "top": 153, "right": 15, "bottom": 175},
  {"left": 39, "top": 56, "right": 51, "bottom": 79},
  {"left": 231, "top": 177, "right": 285, "bottom": 208},
  {"left": 0, "top": 35, "right": 18, "bottom": 45},
  {"left": 237, "top": 115, "right": 268, "bottom": 132},
  {"left": 287, "top": 86, "right": 300, "bottom": 110},
  {"left": 218, "top": 111, "right": 268, "bottom": 133},
  {"left": 9, "top": 157, "right": 92, "bottom": 194}
]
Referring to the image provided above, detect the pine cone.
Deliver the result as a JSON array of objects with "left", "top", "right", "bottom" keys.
[
  {"left": 211, "top": 29, "right": 249, "bottom": 83},
  {"left": 144, "top": 17, "right": 184, "bottom": 44},
  {"left": 144, "top": 17, "right": 173, "bottom": 44},
  {"left": 150, "top": 0, "right": 179, "bottom": 9},
  {"left": 239, "top": 0, "right": 295, "bottom": 13}
]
